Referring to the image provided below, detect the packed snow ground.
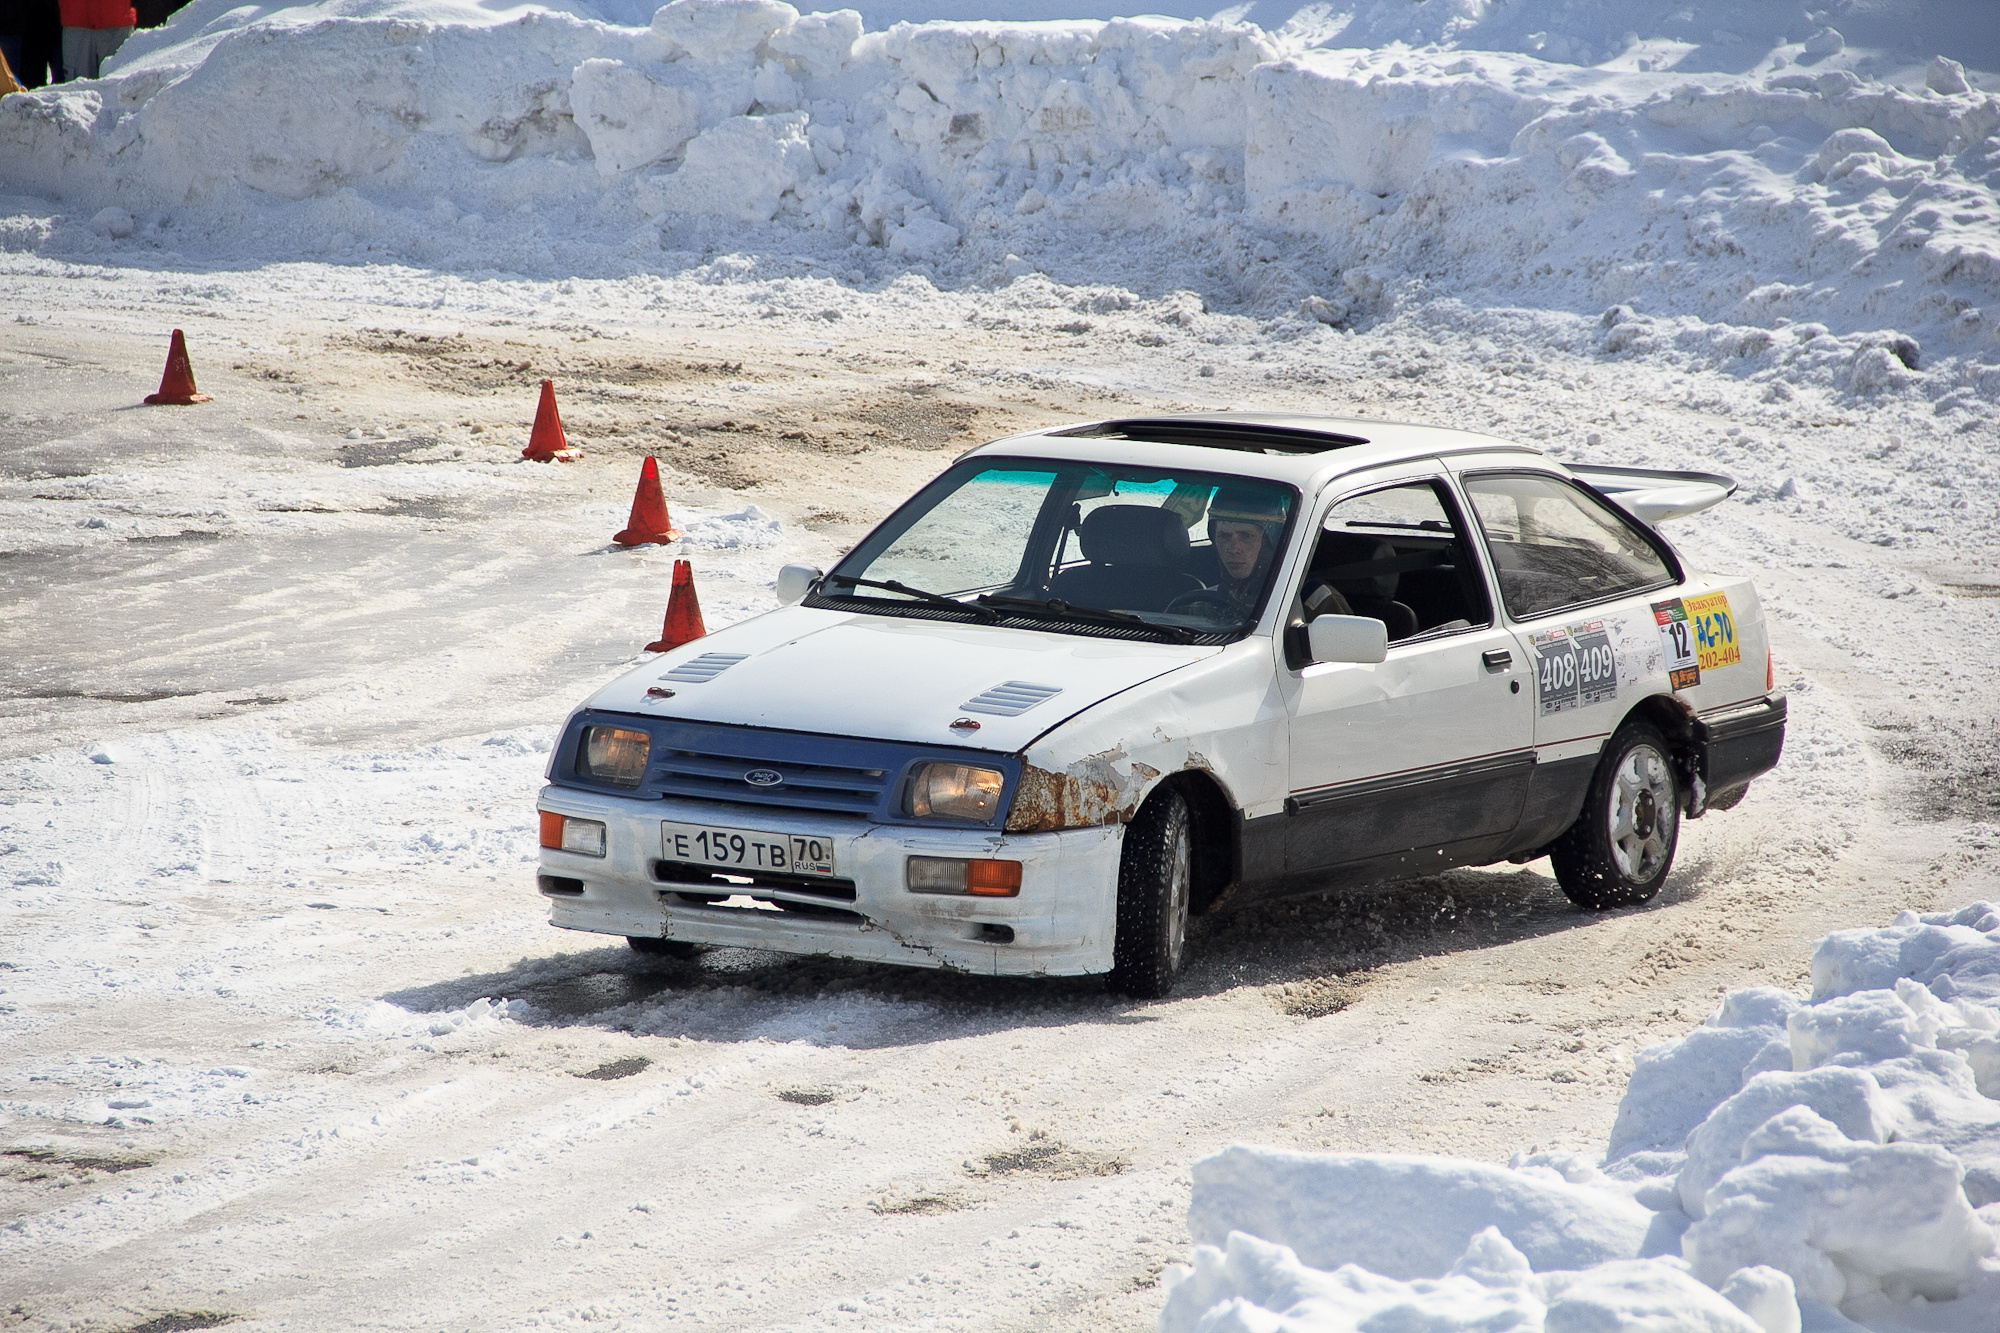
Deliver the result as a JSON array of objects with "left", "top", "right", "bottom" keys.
[
  {"left": 4, "top": 260, "right": 1997, "bottom": 1333},
  {"left": 3, "top": 1, "right": 2000, "bottom": 1331}
]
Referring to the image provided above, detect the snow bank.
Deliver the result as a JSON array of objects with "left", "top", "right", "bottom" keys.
[
  {"left": 2, "top": 1, "right": 1996, "bottom": 399},
  {"left": 1165, "top": 905, "right": 2000, "bottom": 1333}
]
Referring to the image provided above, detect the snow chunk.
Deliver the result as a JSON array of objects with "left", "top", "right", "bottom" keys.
[
  {"left": 1926, "top": 56, "right": 1971, "bottom": 97},
  {"left": 570, "top": 59, "right": 699, "bottom": 176},
  {"left": 1719, "top": 1267, "right": 1800, "bottom": 1333},
  {"left": 1608, "top": 987, "right": 1799, "bottom": 1162},
  {"left": 1160, "top": 1228, "right": 1762, "bottom": 1333},
  {"left": 1188, "top": 1146, "right": 1653, "bottom": 1280},
  {"left": 89, "top": 206, "right": 135, "bottom": 238},
  {"left": 651, "top": 0, "right": 797, "bottom": 63},
  {"left": 683, "top": 504, "right": 780, "bottom": 548},
  {"left": 1682, "top": 1106, "right": 1995, "bottom": 1305},
  {"left": 664, "top": 112, "right": 815, "bottom": 222},
  {"left": 1677, "top": 1067, "right": 1892, "bottom": 1218},
  {"left": 1810, "top": 904, "right": 2000, "bottom": 1003}
]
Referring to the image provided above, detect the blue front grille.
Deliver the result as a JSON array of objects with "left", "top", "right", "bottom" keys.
[
  {"left": 550, "top": 712, "right": 1022, "bottom": 828},
  {"left": 650, "top": 744, "right": 887, "bottom": 814}
]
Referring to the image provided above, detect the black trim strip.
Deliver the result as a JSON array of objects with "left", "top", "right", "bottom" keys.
[
  {"left": 1695, "top": 696, "right": 1788, "bottom": 740},
  {"left": 1286, "top": 748, "right": 1538, "bottom": 814}
]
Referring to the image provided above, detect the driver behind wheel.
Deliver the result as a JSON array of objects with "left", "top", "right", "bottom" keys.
[{"left": 1206, "top": 486, "right": 1288, "bottom": 615}]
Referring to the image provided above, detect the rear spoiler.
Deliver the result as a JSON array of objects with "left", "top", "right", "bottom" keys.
[{"left": 1568, "top": 464, "right": 1738, "bottom": 523}]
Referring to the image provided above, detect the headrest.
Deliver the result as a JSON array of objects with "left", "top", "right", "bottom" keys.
[
  {"left": 1316, "top": 533, "right": 1400, "bottom": 599},
  {"left": 1077, "top": 505, "right": 1190, "bottom": 568}
]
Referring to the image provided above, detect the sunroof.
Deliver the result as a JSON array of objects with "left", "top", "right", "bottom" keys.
[{"left": 1054, "top": 418, "right": 1370, "bottom": 455}]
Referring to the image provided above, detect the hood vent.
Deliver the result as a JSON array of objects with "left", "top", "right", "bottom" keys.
[
  {"left": 658, "top": 652, "right": 750, "bottom": 684},
  {"left": 959, "top": 680, "right": 1064, "bottom": 717}
]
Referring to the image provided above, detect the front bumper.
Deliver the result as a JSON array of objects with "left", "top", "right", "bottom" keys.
[{"left": 534, "top": 786, "right": 1123, "bottom": 977}]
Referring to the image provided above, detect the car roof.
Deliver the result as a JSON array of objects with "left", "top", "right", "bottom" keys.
[{"left": 959, "top": 412, "right": 1547, "bottom": 490}]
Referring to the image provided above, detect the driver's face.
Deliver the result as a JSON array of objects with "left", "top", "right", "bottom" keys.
[{"left": 1213, "top": 521, "right": 1265, "bottom": 580}]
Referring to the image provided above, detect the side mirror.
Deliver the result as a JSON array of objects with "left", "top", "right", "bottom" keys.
[
  {"left": 775, "top": 564, "right": 823, "bottom": 606},
  {"left": 1306, "top": 614, "right": 1387, "bottom": 665}
]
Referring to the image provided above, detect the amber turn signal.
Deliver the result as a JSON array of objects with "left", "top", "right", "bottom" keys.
[{"left": 906, "top": 856, "right": 1022, "bottom": 896}]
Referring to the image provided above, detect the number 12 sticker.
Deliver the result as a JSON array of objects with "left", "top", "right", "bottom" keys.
[{"left": 1652, "top": 598, "right": 1700, "bottom": 690}]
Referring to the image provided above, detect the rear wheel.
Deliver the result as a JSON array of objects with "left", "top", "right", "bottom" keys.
[
  {"left": 628, "top": 936, "right": 703, "bottom": 959},
  {"left": 1106, "top": 788, "right": 1192, "bottom": 999},
  {"left": 1550, "top": 721, "right": 1680, "bottom": 909}
]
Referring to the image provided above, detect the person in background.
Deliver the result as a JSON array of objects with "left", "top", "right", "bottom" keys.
[
  {"left": 58, "top": 0, "right": 132, "bottom": 79},
  {"left": 1, "top": 0, "right": 63, "bottom": 86}
]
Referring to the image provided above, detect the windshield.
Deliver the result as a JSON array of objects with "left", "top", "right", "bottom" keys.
[{"left": 813, "top": 457, "right": 1299, "bottom": 639}]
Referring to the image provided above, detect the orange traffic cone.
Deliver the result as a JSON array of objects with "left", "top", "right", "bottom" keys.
[
  {"left": 144, "top": 329, "right": 212, "bottom": 405},
  {"left": 645, "top": 559, "right": 707, "bottom": 652},
  {"left": 613, "top": 456, "right": 684, "bottom": 546},
  {"left": 521, "top": 379, "right": 581, "bottom": 461}
]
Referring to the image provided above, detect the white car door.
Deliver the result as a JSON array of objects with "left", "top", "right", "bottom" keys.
[
  {"left": 1453, "top": 468, "right": 1690, "bottom": 848},
  {"left": 1279, "top": 471, "right": 1536, "bottom": 875}
]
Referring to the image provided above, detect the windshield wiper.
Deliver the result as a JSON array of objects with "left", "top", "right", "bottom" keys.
[
  {"left": 823, "top": 574, "right": 999, "bottom": 622},
  {"left": 976, "top": 594, "right": 1197, "bottom": 644}
]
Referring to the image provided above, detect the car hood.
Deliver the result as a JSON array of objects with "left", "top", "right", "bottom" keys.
[{"left": 587, "top": 606, "right": 1218, "bottom": 753}]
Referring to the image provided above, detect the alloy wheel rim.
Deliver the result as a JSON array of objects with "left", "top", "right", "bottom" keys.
[{"left": 1609, "top": 743, "right": 1676, "bottom": 881}]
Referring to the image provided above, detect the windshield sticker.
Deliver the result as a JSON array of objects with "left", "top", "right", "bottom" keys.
[
  {"left": 1685, "top": 590, "right": 1742, "bottom": 672},
  {"left": 1653, "top": 598, "right": 1701, "bottom": 690},
  {"left": 1531, "top": 621, "right": 1617, "bottom": 716}
]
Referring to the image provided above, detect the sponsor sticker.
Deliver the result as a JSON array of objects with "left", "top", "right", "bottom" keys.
[
  {"left": 1530, "top": 620, "right": 1618, "bottom": 717},
  {"left": 1685, "top": 590, "right": 1742, "bottom": 672},
  {"left": 1653, "top": 597, "right": 1700, "bottom": 690},
  {"left": 1571, "top": 620, "right": 1618, "bottom": 708},
  {"left": 1531, "top": 627, "right": 1577, "bottom": 714}
]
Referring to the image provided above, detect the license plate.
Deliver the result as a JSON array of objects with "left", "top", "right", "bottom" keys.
[{"left": 660, "top": 820, "right": 836, "bottom": 876}]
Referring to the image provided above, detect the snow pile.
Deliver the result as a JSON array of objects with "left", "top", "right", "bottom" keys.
[
  {"left": 1164, "top": 904, "right": 2000, "bottom": 1333},
  {"left": 1, "top": 1, "right": 1997, "bottom": 398},
  {"left": 682, "top": 502, "right": 784, "bottom": 548}
]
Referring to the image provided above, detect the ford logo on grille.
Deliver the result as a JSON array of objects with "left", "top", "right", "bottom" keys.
[{"left": 743, "top": 768, "right": 784, "bottom": 788}]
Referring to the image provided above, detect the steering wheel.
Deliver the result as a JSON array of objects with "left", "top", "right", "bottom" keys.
[{"left": 1164, "top": 587, "right": 1241, "bottom": 618}]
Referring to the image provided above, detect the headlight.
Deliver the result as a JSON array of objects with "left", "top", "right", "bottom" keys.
[
  {"left": 905, "top": 762, "right": 1005, "bottom": 821},
  {"left": 578, "top": 725, "right": 650, "bottom": 787}
]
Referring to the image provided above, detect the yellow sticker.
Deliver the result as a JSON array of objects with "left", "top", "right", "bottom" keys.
[{"left": 1684, "top": 590, "right": 1742, "bottom": 672}]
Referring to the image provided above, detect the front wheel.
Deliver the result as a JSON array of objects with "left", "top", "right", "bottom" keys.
[
  {"left": 628, "top": 936, "right": 703, "bottom": 959},
  {"left": 1550, "top": 721, "right": 1680, "bottom": 909},
  {"left": 1106, "top": 788, "right": 1192, "bottom": 999}
]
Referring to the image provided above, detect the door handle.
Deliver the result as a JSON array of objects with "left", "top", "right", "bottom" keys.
[{"left": 1482, "top": 649, "right": 1512, "bottom": 671}]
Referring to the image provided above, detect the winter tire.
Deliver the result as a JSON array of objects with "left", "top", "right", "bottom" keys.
[
  {"left": 628, "top": 936, "right": 703, "bottom": 959},
  {"left": 1551, "top": 720, "right": 1680, "bottom": 909},
  {"left": 1106, "top": 787, "right": 1192, "bottom": 999}
]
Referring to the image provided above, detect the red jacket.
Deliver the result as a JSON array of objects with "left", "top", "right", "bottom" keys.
[{"left": 59, "top": 0, "right": 136, "bottom": 28}]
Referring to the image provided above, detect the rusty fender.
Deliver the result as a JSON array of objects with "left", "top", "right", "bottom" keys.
[{"left": 1004, "top": 744, "right": 1216, "bottom": 833}]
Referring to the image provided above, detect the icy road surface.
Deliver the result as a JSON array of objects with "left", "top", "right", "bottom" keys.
[{"left": 2, "top": 265, "right": 1997, "bottom": 1333}]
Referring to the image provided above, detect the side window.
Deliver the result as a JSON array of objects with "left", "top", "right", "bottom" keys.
[
  {"left": 1462, "top": 473, "right": 1676, "bottom": 620},
  {"left": 1302, "top": 481, "right": 1492, "bottom": 643}
]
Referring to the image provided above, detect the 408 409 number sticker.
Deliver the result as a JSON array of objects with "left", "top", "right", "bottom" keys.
[{"left": 1529, "top": 620, "right": 1617, "bottom": 716}]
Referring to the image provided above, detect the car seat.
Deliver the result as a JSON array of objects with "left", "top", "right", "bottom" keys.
[
  {"left": 1313, "top": 533, "right": 1420, "bottom": 640},
  {"left": 1048, "top": 505, "right": 1203, "bottom": 612}
]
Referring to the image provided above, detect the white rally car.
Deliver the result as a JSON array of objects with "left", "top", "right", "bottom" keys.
[{"left": 535, "top": 414, "right": 1786, "bottom": 997}]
